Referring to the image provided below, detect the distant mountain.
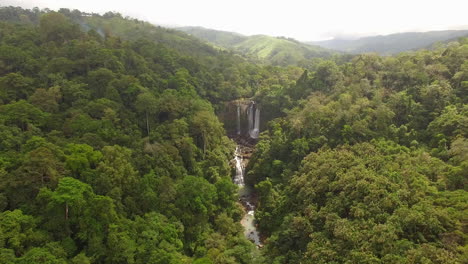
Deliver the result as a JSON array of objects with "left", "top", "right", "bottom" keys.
[
  {"left": 309, "top": 30, "right": 468, "bottom": 54},
  {"left": 178, "top": 26, "right": 333, "bottom": 66}
]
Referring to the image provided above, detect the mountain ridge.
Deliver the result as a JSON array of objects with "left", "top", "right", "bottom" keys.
[
  {"left": 177, "top": 26, "right": 334, "bottom": 66},
  {"left": 308, "top": 29, "right": 468, "bottom": 54}
]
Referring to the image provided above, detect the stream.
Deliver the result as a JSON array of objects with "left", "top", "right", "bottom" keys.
[
  {"left": 224, "top": 99, "right": 262, "bottom": 246},
  {"left": 233, "top": 143, "right": 261, "bottom": 246}
]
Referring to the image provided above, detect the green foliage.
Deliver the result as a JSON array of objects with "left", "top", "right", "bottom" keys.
[
  {"left": 17, "top": 247, "right": 67, "bottom": 264},
  {"left": 0, "top": 73, "right": 34, "bottom": 103},
  {"left": 178, "top": 27, "right": 334, "bottom": 66},
  {"left": 0, "top": 5, "right": 466, "bottom": 264},
  {"left": 0, "top": 6, "right": 256, "bottom": 263},
  {"left": 258, "top": 142, "right": 464, "bottom": 263},
  {"left": 247, "top": 36, "right": 468, "bottom": 263},
  {"left": 0, "top": 210, "right": 46, "bottom": 256},
  {"left": 39, "top": 12, "right": 82, "bottom": 44}
]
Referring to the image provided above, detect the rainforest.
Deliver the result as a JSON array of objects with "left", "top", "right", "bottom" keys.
[{"left": 0, "top": 5, "right": 466, "bottom": 264}]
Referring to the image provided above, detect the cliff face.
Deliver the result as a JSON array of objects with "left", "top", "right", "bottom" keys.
[{"left": 218, "top": 99, "right": 262, "bottom": 140}]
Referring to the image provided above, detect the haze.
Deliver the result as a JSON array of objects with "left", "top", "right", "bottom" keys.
[{"left": 3, "top": 0, "right": 468, "bottom": 41}]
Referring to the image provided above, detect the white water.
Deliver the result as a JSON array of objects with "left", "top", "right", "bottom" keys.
[
  {"left": 232, "top": 144, "right": 261, "bottom": 246},
  {"left": 248, "top": 101, "right": 260, "bottom": 139},
  {"left": 233, "top": 146, "right": 244, "bottom": 186},
  {"left": 236, "top": 100, "right": 260, "bottom": 139},
  {"left": 240, "top": 187, "right": 261, "bottom": 245},
  {"left": 251, "top": 107, "right": 260, "bottom": 139},
  {"left": 237, "top": 103, "right": 241, "bottom": 135},
  {"left": 248, "top": 103, "right": 254, "bottom": 136}
]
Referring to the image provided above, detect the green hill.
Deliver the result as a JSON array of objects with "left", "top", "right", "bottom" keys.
[
  {"left": 0, "top": 7, "right": 221, "bottom": 58},
  {"left": 233, "top": 35, "right": 332, "bottom": 65},
  {"left": 178, "top": 26, "right": 247, "bottom": 48},
  {"left": 178, "top": 26, "right": 334, "bottom": 65},
  {"left": 83, "top": 15, "right": 221, "bottom": 58}
]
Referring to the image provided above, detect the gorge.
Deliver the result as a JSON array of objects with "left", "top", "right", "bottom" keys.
[
  {"left": 1, "top": 6, "right": 466, "bottom": 263},
  {"left": 224, "top": 99, "right": 262, "bottom": 246}
]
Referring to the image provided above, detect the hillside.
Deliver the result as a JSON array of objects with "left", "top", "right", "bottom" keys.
[
  {"left": 178, "top": 26, "right": 334, "bottom": 66},
  {"left": 0, "top": 6, "right": 283, "bottom": 263},
  {"left": 233, "top": 35, "right": 332, "bottom": 66},
  {"left": 310, "top": 29, "right": 468, "bottom": 54},
  {"left": 178, "top": 26, "right": 247, "bottom": 48},
  {"left": 82, "top": 15, "right": 223, "bottom": 59},
  {"left": 0, "top": 7, "right": 223, "bottom": 58}
]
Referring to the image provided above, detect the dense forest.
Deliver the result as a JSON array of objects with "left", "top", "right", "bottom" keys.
[
  {"left": 0, "top": 6, "right": 466, "bottom": 264},
  {"left": 248, "top": 36, "right": 468, "bottom": 263}
]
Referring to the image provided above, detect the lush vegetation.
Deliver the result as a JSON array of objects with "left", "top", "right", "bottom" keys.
[
  {"left": 177, "top": 27, "right": 247, "bottom": 49},
  {"left": 178, "top": 26, "right": 333, "bottom": 66},
  {"left": 248, "top": 40, "right": 468, "bottom": 263},
  {"left": 0, "top": 5, "right": 467, "bottom": 264},
  {"left": 310, "top": 30, "right": 468, "bottom": 54},
  {"left": 0, "top": 6, "right": 281, "bottom": 263}
]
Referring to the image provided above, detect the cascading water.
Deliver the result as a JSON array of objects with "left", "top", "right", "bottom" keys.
[
  {"left": 251, "top": 107, "right": 260, "bottom": 139},
  {"left": 232, "top": 145, "right": 261, "bottom": 246},
  {"left": 233, "top": 146, "right": 244, "bottom": 185},
  {"left": 242, "top": 199, "right": 260, "bottom": 245},
  {"left": 247, "top": 102, "right": 254, "bottom": 136},
  {"left": 248, "top": 101, "right": 260, "bottom": 139},
  {"left": 228, "top": 99, "right": 262, "bottom": 246},
  {"left": 236, "top": 103, "right": 241, "bottom": 135}
]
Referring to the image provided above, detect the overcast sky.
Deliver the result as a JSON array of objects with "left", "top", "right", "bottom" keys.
[{"left": 2, "top": 0, "right": 468, "bottom": 41}]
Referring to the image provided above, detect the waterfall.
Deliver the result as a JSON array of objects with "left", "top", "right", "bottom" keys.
[
  {"left": 247, "top": 102, "right": 254, "bottom": 136},
  {"left": 248, "top": 101, "right": 260, "bottom": 139},
  {"left": 251, "top": 107, "right": 260, "bottom": 139},
  {"left": 233, "top": 146, "right": 244, "bottom": 186},
  {"left": 230, "top": 100, "right": 262, "bottom": 247},
  {"left": 236, "top": 103, "right": 241, "bottom": 135}
]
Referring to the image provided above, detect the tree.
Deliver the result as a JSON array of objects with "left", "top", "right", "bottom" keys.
[
  {"left": 133, "top": 212, "right": 185, "bottom": 263},
  {"left": 447, "top": 137, "right": 468, "bottom": 189},
  {"left": 175, "top": 176, "right": 217, "bottom": 251},
  {"left": 86, "top": 68, "right": 116, "bottom": 98},
  {"left": 191, "top": 110, "right": 225, "bottom": 155},
  {"left": 0, "top": 45, "right": 31, "bottom": 76},
  {"left": 0, "top": 73, "right": 34, "bottom": 103},
  {"left": 420, "top": 81, "right": 454, "bottom": 116},
  {"left": 17, "top": 247, "right": 67, "bottom": 264},
  {"left": 95, "top": 145, "right": 139, "bottom": 213},
  {"left": 28, "top": 87, "right": 61, "bottom": 113},
  {"left": 46, "top": 177, "right": 93, "bottom": 220},
  {"left": 39, "top": 12, "right": 81, "bottom": 44},
  {"left": 105, "top": 224, "right": 136, "bottom": 264},
  {"left": 135, "top": 92, "right": 158, "bottom": 136},
  {"left": 0, "top": 100, "right": 48, "bottom": 131},
  {"left": 0, "top": 210, "right": 45, "bottom": 256},
  {"left": 64, "top": 143, "right": 102, "bottom": 180},
  {"left": 38, "top": 177, "right": 119, "bottom": 260},
  {"left": 6, "top": 146, "right": 64, "bottom": 208},
  {"left": 0, "top": 248, "right": 16, "bottom": 264},
  {"left": 314, "top": 60, "right": 343, "bottom": 92},
  {"left": 428, "top": 105, "right": 468, "bottom": 140}
]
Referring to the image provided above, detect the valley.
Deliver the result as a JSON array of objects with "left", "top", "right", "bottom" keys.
[{"left": 0, "top": 4, "right": 466, "bottom": 264}]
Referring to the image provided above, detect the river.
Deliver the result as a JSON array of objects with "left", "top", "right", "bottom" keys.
[{"left": 232, "top": 141, "right": 262, "bottom": 246}]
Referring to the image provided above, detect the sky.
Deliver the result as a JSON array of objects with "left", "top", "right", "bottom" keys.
[{"left": 2, "top": 0, "right": 468, "bottom": 41}]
